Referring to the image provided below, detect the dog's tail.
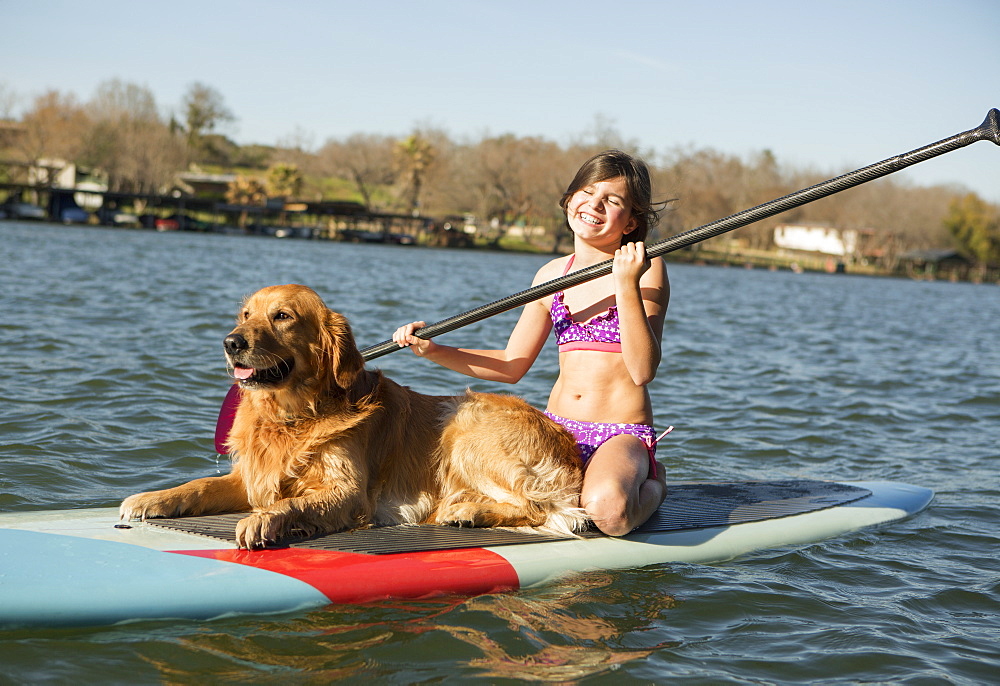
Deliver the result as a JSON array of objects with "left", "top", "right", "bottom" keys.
[{"left": 519, "top": 473, "right": 589, "bottom": 537}]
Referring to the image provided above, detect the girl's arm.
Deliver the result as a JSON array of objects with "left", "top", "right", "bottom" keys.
[
  {"left": 613, "top": 243, "right": 670, "bottom": 386},
  {"left": 392, "top": 263, "right": 561, "bottom": 384}
]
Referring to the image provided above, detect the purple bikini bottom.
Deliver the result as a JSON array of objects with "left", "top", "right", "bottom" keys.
[{"left": 544, "top": 412, "right": 662, "bottom": 479}]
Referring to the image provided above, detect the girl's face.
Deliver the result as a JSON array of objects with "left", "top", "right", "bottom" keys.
[{"left": 565, "top": 176, "right": 637, "bottom": 246}]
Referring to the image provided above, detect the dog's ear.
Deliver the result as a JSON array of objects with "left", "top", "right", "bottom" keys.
[{"left": 319, "top": 309, "right": 365, "bottom": 390}]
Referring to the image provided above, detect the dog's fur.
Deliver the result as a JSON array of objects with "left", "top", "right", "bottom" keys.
[{"left": 120, "top": 284, "right": 586, "bottom": 549}]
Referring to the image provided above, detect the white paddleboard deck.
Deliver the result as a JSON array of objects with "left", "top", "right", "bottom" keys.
[{"left": 0, "top": 480, "right": 932, "bottom": 628}]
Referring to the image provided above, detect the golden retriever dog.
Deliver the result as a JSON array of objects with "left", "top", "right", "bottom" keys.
[{"left": 120, "top": 284, "right": 586, "bottom": 549}]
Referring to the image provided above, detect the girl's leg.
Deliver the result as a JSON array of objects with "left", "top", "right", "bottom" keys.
[{"left": 579, "top": 434, "right": 666, "bottom": 536}]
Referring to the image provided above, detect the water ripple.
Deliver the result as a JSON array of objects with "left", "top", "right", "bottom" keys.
[{"left": 1, "top": 223, "right": 998, "bottom": 682}]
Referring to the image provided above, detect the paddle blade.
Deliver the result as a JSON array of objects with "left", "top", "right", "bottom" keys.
[{"left": 214, "top": 384, "right": 241, "bottom": 454}]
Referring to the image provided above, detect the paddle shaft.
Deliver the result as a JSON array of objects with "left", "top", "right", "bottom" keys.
[{"left": 360, "top": 109, "right": 999, "bottom": 361}]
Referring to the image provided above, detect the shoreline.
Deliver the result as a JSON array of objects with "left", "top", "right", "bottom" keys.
[{"left": 3, "top": 217, "right": 996, "bottom": 285}]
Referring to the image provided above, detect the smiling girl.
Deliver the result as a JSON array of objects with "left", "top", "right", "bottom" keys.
[{"left": 394, "top": 150, "right": 670, "bottom": 535}]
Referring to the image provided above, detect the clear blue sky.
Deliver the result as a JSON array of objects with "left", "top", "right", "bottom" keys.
[{"left": 4, "top": 0, "right": 998, "bottom": 201}]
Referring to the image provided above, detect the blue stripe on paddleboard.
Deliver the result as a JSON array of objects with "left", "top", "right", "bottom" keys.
[
  {"left": 0, "top": 530, "right": 329, "bottom": 627},
  {"left": 841, "top": 481, "right": 934, "bottom": 513}
]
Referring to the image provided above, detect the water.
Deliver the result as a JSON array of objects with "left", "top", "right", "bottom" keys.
[{"left": 1, "top": 221, "right": 998, "bottom": 684}]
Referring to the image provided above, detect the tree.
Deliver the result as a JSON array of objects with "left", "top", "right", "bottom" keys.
[
  {"left": 181, "top": 82, "right": 235, "bottom": 162},
  {"left": 395, "top": 133, "right": 436, "bottom": 215},
  {"left": 944, "top": 193, "right": 1000, "bottom": 266},
  {"left": 0, "top": 82, "right": 13, "bottom": 115},
  {"left": 226, "top": 175, "right": 267, "bottom": 228},
  {"left": 317, "top": 133, "right": 396, "bottom": 211},
  {"left": 265, "top": 162, "right": 303, "bottom": 226},
  {"left": 79, "top": 79, "right": 185, "bottom": 194},
  {"left": 454, "top": 134, "right": 570, "bottom": 247},
  {"left": 15, "top": 90, "right": 90, "bottom": 183},
  {"left": 0, "top": 83, "right": 16, "bottom": 182},
  {"left": 265, "top": 162, "right": 303, "bottom": 199},
  {"left": 657, "top": 146, "right": 747, "bottom": 249}
]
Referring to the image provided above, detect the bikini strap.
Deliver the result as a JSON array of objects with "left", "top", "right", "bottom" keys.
[{"left": 561, "top": 254, "right": 576, "bottom": 276}]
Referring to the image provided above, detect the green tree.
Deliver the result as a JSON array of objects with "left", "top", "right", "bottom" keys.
[
  {"left": 395, "top": 134, "right": 436, "bottom": 215},
  {"left": 181, "top": 82, "right": 235, "bottom": 163},
  {"left": 944, "top": 193, "right": 1000, "bottom": 266},
  {"left": 265, "top": 162, "right": 303, "bottom": 226},
  {"left": 265, "top": 162, "right": 303, "bottom": 199},
  {"left": 225, "top": 175, "right": 267, "bottom": 228}
]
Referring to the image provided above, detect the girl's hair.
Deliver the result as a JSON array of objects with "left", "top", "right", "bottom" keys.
[{"left": 559, "top": 149, "right": 662, "bottom": 244}]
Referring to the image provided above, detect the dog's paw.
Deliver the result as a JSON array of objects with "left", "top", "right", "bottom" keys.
[
  {"left": 119, "top": 492, "right": 185, "bottom": 521},
  {"left": 235, "top": 512, "right": 285, "bottom": 550},
  {"left": 433, "top": 502, "right": 489, "bottom": 528}
]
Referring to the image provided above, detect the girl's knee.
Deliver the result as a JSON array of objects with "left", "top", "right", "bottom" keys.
[
  {"left": 581, "top": 489, "right": 632, "bottom": 537},
  {"left": 582, "top": 477, "right": 665, "bottom": 536},
  {"left": 581, "top": 436, "right": 661, "bottom": 536}
]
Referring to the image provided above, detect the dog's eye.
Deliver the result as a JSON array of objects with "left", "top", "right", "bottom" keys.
[{"left": 274, "top": 311, "right": 292, "bottom": 321}]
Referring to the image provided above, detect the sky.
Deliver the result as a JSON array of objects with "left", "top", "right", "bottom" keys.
[{"left": 3, "top": 0, "right": 999, "bottom": 202}]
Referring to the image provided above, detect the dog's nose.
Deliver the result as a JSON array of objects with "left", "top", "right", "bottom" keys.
[{"left": 224, "top": 334, "right": 249, "bottom": 355}]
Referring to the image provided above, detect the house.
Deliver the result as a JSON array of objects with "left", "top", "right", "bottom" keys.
[
  {"left": 174, "top": 170, "right": 238, "bottom": 198},
  {"left": 899, "top": 249, "right": 971, "bottom": 280},
  {"left": 773, "top": 223, "right": 861, "bottom": 257}
]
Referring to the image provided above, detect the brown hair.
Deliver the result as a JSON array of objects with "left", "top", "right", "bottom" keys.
[{"left": 558, "top": 149, "right": 662, "bottom": 244}]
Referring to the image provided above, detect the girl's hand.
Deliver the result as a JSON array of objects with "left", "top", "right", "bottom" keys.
[
  {"left": 613, "top": 241, "right": 649, "bottom": 286},
  {"left": 392, "top": 321, "right": 433, "bottom": 356}
]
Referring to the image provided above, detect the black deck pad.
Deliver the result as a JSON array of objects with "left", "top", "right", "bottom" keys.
[{"left": 148, "top": 479, "right": 871, "bottom": 555}]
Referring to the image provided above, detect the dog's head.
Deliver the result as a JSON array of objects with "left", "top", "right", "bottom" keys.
[{"left": 224, "top": 285, "right": 365, "bottom": 397}]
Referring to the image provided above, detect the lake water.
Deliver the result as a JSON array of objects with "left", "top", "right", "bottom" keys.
[{"left": 1, "top": 221, "right": 998, "bottom": 684}]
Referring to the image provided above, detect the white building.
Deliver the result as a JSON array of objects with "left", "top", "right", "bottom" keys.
[
  {"left": 27, "top": 158, "right": 79, "bottom": 188},
  {"left": 773, "top": 223, "right": 858, "bottom": 257}
]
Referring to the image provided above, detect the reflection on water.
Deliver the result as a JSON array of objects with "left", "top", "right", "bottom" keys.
[
  {"left": 135, "top": 572, "right": 678, "bottom": 683},
  {"left": 455, "top": 576, "right": 678, "bottom": 682}
]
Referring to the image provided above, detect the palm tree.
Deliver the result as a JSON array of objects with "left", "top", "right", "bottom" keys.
[
  {"left": 265, "top": 162, "right": 303, "bottom": 226},
  {"left": 225, "top": 175, "right": 267, "bottom": 228},
  {"left": 265, "top": 162, "right": 303, "bottom": 199},
  {"left": 395, "top": 134, "right": 435, "bottom": 215}
]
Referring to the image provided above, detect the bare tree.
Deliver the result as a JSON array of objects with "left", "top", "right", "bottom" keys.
[
  {"left": 317, "top": 133, "right": 396, "bottom": 211},
  {"left": 456, "top": 134, "right": 570, "bottom": 246},
  {"left": 4, "top": 71, "right": 986, "bottom": 263},
  {"left": 0, "top": 82, "right": 16, "bottom": 119},
  {"left": 80, "top": 79, "right": 185, "bottom": 194},
  {"left": 657, "top": 146, "right": 749, "bottom": 250},
  {"left": 16, "top": 90, "right": 91, "bottom": 182}
]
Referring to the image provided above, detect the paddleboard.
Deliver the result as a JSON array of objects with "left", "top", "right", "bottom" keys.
[{"left": 0, "top": 479, "right": 932, "bottom": 628}]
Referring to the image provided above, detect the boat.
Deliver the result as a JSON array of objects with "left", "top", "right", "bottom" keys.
[{"left": 0, "top": 479, "right": 931, "bottom": 628}]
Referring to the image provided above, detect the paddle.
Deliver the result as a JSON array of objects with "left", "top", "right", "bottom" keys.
[
  {"left": 360, "top": 108, "right": 999, "bottom": 360},
  {"left": 214, "top": 109, "right": 999, "bottom": 452}
]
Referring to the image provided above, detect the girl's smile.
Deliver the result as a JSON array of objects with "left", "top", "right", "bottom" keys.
[{"left": 567, "top": 177, "right": 636, "bottom": 241}]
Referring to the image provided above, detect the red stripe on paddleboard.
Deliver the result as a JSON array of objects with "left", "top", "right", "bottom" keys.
[{"left": 173, "top": 547, "right": 520, "bottom": 603}]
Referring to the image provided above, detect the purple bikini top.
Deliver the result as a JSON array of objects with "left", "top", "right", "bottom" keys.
[{"left": 550, "top": 255, "right": 622, "bottom": 353}]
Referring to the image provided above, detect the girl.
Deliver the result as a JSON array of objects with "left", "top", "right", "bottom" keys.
[{"left": 393, "top": 150, "right": 669, "bottom": 536}]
